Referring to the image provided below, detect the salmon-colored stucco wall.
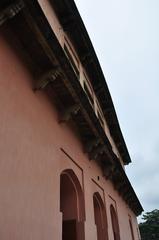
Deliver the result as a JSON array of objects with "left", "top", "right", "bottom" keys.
[{"left": 0, "top": 28, "right": 139, "bottom": 240}]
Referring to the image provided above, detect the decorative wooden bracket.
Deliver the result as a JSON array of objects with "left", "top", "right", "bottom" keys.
[
  {"left": 89, "top": 144, "right": 106, "bottom": 160},
  {"left": 103, "top": 165, "right": 113, "bottom": 179},
  {"left": 33, "top": 67, "right": 62, "bottom": 91},
  {"left": 84, "top": 138, "right": 101, "bottom": 153},
  {"left": 0, "top": 0, "right": 24, "bottom": 26},
  {"left": 59, "top": 104, "right": 80, "bottom": 123}
]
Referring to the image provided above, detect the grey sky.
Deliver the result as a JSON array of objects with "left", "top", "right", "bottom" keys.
[{"left": 74, "top": 0, "right": 159, "bottom": 218}]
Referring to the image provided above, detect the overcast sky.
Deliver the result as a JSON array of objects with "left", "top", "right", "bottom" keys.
[{"left": 74, "top": 0, "right": 159, "bottom": 219}]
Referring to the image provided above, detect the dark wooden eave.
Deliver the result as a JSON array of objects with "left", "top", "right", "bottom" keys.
[
  {"left": 0, "top": 0, "right": 143, "bottom": 216},
  {"left": 50, "top": 0, "right": 131, "bottom": 165}
]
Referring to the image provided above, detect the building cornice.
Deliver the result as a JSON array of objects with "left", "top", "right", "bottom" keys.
[{"left": 50, "top": 0, "right": 131, "bottom": 165}]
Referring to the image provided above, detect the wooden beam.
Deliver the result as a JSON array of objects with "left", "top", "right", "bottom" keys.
[
  {"left": 84, "top": 138, "right": 101, "bottom": 153},
  {"left": 89, "top": 144, "right": 105, "bottom": 160},
  {"left": 33, "top": 67, "right": 62, "bottom": 91},
  {"left": 103, "top": 163, "right": 114, "bottom": 180},
  {"left": 0, "top": 0, "right": 24, "bottom": 26},
  {"left": 59, "top": 104, "right": 80, "bottom": 123}
]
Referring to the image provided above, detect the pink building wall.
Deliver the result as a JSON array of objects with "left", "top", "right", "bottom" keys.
[{"left": 0, "top": 25, "right": 139, "bottom": 240}]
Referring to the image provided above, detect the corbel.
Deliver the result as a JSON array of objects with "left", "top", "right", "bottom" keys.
[
  {"left": 0, "top": 0, "right": 24, "bottom": 26},
  {"left": 33, "top": 67, "right": 62, "bottom": 91},
  {"left": 59, "top": 104, "right": 80, "bottom": 123},
  {"left": 89, "top": 144, "right": 105, "bottom": 161},
  {"left": 84, "top": 138, "right": 101, "bottom": 153},
  {"left": 103, "top": 164, "right": 114, "bottom": 180}
]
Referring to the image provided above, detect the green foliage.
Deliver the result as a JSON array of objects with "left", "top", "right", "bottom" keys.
[{"left": 139, "top": 209, "right": 159, "bottom": 240}]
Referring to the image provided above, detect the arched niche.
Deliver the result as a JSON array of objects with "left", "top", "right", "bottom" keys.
[
  {"left": 129, "top": 218, "right": 135, "bottom": 240},
  {"left": 60, "top": 169, "right": 85, "bottom": 240},
  {"left": 110, "top": 204, "right": 120, "bottom": 240},
  {"left": 93, "top": 192, "right": 108, "bottom": 240}
]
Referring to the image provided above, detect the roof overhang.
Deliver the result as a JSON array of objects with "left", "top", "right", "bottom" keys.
[{"left": 50, "top": 0, "right": 131, "bottom": 165}]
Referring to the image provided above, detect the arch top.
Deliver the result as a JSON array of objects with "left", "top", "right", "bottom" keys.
[
  {"left": 93, "top": 192, "right": 108, "bottom": 240},
  {"left": 60, "top": 168, "right": 85, "bottom": 221},
  {"left": 110, "top": 204, "right": 120, "bottom": 240},
  {"left": 93, "top": 192, "right": 105, "bottom": 210}
]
